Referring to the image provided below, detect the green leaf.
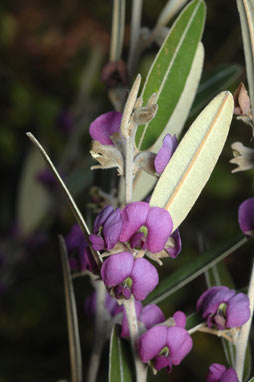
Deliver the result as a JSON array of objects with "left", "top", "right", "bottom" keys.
[
  {"left": 247, "top": 377, "right": 254, "bottom": 382},
  {"left": 59, "top": 236, "right": 82, "bottom": 382},
  {"left": 132, "top": 42, "right": 204, "bottom": 202},
  {"left": 150, "top": 91, "right": 234, "bottom": 231},
  {"left": 190, "top": 64, "right": 243, "bottom": 118},
  {"left": 109, "top": 325, "right": 135, "bottom": 382},
  {"left": 144, "top": 235, "right": 248, "bottom": 305},
  {"left": 17, "top": 147, "right": 51, "bottom": 235},
  {"left": 135, "top": 0, "right": 206, "bottom": 150}
]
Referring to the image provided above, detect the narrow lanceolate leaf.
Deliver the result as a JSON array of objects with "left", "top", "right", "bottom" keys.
[
  {"left": 59, "top": 236, "right": 82, "bottom": 382},
  {"left": 17, "top": 147, "right": 51, "bottom": 235},
  {"left": 109, "top": 325, "right": 134, "bottom": 382},
  {"left": 248, "top": 377, "right": 254, "bottom": 382},
  {"left": 150, "top": 91, "right": 234, "bottom": 231},
  {"left": 186, "top": 312, "right": 203, "bottom": 332},
  {"left": 132, "top": 42, "right": 204, "bottom": 202},
  {"left": 136, "top": 0, "right": 206, "bottom": 150},
  {"left": 189, "top": 63, "right": 243, "bottom": 118},
  {"left": 236, "top": 0, "right": 254, "bottom": 123},
  {"left": 144, "top": 235, "right": 248, "bottom": 305}
]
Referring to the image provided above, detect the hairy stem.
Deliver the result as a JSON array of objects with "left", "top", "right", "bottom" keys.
[
  {"left": 235, "top": 258, "right": 254, "bottom": 381},
  {"left": 125, "top": 136, "right": 135, "bottom": 204},
  {"left": 123, "top": 297, "right": 147, "bottom": 382}
]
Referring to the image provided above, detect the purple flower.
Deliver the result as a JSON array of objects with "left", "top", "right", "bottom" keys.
[
  {"left": 65, "top": 224, "right": 97, "bottom": 274},
  {"left": 84, "top": 291, "right": 118, "bottom": 318},
  {"left": 113, "top": 300, "right": 165, "bottom": 338},
  {"left": 101, "top": 252, "right": 159, "bottom": 301},
  {"left": 154, "top": 134, "right": 178, "bottom": 175},
  {"left": 207, "top": 363, "right": 238, "bottom": 382},
  {"left": 165, "top": 229, "right": 182, "bottom": 258},
  {"left": 120, "top": 202, "right": 173, "bottom": 253},
  {"left": 139, "top": 311, "right": 192, "bottom": 373},
  {"left": 89, "top": 111, "right": 122, "bottom": 145},
  {"left": 197, "top": 286, "right": 250, "bottom": 330},
  {"left": 238, "top": 197, "right": 254, "bottom": 236},
  {"left": 89, "top": 205, "right": 123, "bottom": 251},
  {"left": 36, "top": 169, "right": 57, "bottom": 190}
]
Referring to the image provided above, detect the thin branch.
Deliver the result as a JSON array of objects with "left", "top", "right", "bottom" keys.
[
  {"left": 110, "top": 0, "right": 126, "bottom": 62},
  {"left": 26, "top": 132, "right": 101, "bottom": 266}
]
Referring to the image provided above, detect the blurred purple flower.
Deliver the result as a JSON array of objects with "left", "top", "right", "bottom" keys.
[
  {"left": 65, "top": 224, "right": 97, "bottom": 274},
  {"left": 207, "top": 363, "right": 238, "bottom": 382},
  {"left": 89, "top": 111, "right": 122, "bottom": 145},
  {"left": 120, "top": 202, "right": 173, "bottom": 253},
  {"left": 139, "top": 311, "right": 192, "bottom": 373},
  {"left": 165, "top": 229, "right": 182, "bottom": 258},
  {"left": 238, "top": 197, "right": 254, "bottom": 236},
  {"left": 56, "top": 110, "right": 74, "bottom": 133},
  {"left": 113, "top": 300, "right": 165, "bottom": 338},
  {"left": 89, "top": 205, "right": 122, "bottom": 251},
  {"left": 197, "top": 286, "right": 250, "bottom": 330},
  {"left": 154, "top": 134, "right": 178, "bottom": 175},
  {"left": 101, "top": 252, "right": 159, "bottom": 301},
  {"left": 36, "top": 169, "right": 57, "bottom": 190},
  {"left": 84, "top": 291, "right": 118, "bottom": 318}
]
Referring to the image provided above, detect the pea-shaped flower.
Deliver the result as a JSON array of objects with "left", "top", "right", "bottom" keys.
[
  {"left": 207, "top": 363, "right": 238, "bottom": 382},
  {"left": 197, "top": 286, "right": 250, "bottom": 330},
  {"left": 139, "top": 311, "right": 192, "bottom": 373},
  {"left": 120, "top": 202, "right": 173, "bottom": 253},
  {"left": 154, "top": 134, "right": 178, "bottom": 175},
  {"left": 89, "top": 111, "right": 122, "bottom": 145},
  {"left": 238, "top": 197, "right": 254, "bottom": 236},
  {"left": 89, "top": 205, "right": 123, "bottom": 251},
  {"left": 101, "top": 252, "right": 158, "bottom": 301}
]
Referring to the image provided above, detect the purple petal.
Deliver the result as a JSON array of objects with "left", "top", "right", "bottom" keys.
[
  {"left": 226, "top": 293, "right": 250, "bottom": 328},
  {"left": 69, "top": 257, "right": 79, "bottom": 270},
  {"left": 197, "top": 286, "right": 235, "bottom": 323},
  {"left": 238, "top": 197, "right": 254, "bottom": 235},
  {"left": 140, "top": 304, "right": 165, "bottom": 330},
  {"left": 146, "top": 207, "right": 173, "bottom": 252},
  {"left": 153, "top": 355, "right": 171, "bottom": 372},
  {"left": 154, "top": 134, "right": 178, "bottom": 174},
  {"left": 131, "top": 258, "right": 159, "bottom": 301},
  {"left": 173, "top": 311, "right": 186, "bottom": 328},
  {"left": 120, "top": 202, "right": 150, "bottom": 243},
  {"left": 207, "top": 363, "right": 227, "bottom": 382},
  {"left": 103, "top": 208, "right": 123, "bottom": 250},
  {"left": 89, "top": 234, "right": 105, "bottom": 251},
  {"left": 89, "top": 111, "right": 122, "bottom": 145},
  {"left": 130, "top": 232, "right": 146, "bottom": 250},
  {"left": 165, "top": 229, "right": 182, "bottom": 258},
  {"left": 115, "top": 285, "right": 132, "bottom": 299},
  {"left": 166, "top": 326, "right": 193, "bottom": 366},
  {"left": 139, "top": 325, "right": 168, "bottom": 362},
  {"left": 79, "top": 244, "right": 98, "bottom": 274},
  {"left": 101, "top": 252, "right": 134, "bottom": 287},
  {"left": 65, "top": 224, "right": 84, "bottom": 251},
  {"left": 94, "top": 206, "right": 115, "bottom": 233},
  {"left": 220, "top": 367, "right": 239, "bottom": 382},
  {"left": 105, "top": 293, "right": 118, "bottom": 316}
]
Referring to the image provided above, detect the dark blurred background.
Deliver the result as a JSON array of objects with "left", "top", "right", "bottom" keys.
[{"left": 0, "top": 0, "right": 253, "bottom": 381}]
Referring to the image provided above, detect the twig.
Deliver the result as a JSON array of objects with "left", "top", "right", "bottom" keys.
[
  {"left": 127, "top": 0, "right": 143, "bottom": 75},
  {"left": 26, "top": 132, "right": 101, "bottom": 267}
]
